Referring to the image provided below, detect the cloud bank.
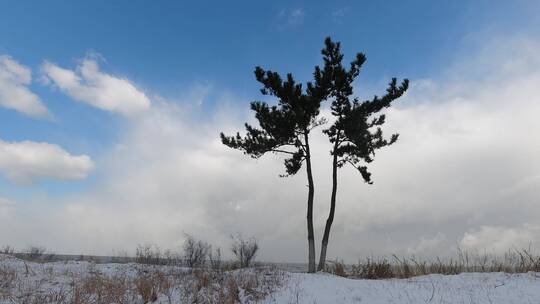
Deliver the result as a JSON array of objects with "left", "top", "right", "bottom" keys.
[
  {"left": 0, "top": 139, "right": 94, "bottom": 183},
  {"left": 460, "top": 225, "right": 540, "bottom": 254},
  {"left": 41, "top": 57, "right": 151, "bottom": 116},
  {"left": 0, "top": 55, "right": 50, "bottom": 118},
  {"left": 3, "top": 36, "right": 540, "bottom": 262}
]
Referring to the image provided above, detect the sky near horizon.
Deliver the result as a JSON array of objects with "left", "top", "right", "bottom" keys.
[{"left": 1, "top": 1, "right": 540, "bottom": 262}]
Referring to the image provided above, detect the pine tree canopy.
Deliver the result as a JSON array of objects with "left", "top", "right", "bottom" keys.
[
  {"left": 321, "top": 37, "right": 409, "bottom": 184},
  {"left": 220, "top": 64, "right": 331, "bottom": 176}
]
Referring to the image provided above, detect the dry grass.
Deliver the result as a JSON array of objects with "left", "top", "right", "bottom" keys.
[
  {"left": 324, "top": 260, "right": 348, "bottom": 277},
  {"left": 1, "top": 252, "right": 284, "bottom": 304},
  {"left": 76, "top": 272, "right": 132, "bottom": 303},
  {"left": 180, "top": 266, "right": 284, "bottom": 303},
  {"left": 326, "top": 248, "right": 540, "bottom": 279},
  {"left": 350, "top": 257, "right": 393, "bottom": 279},
  {"left": 6, "top": 246, "right": 538, "bottom": 302},
  {"left": 135, "top": 269, "right": 174, "bottom": 303},
  {"left": 0, "top": 265, "right": 17, "bottom": 301}
]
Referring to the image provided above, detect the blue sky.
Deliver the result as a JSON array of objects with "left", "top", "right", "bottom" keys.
[
  {"left": 1, "top": 0, "right": 537, "bottom": 144},
  {"left": 0, "top": 1, "right": 535, "bottom": 150},
  {"left": 1, "top": 1, "right": 540, "bottom": 258}
]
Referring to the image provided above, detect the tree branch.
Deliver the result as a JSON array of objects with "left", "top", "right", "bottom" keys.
[{"left": 271, "top": 149, "right": 296, "bottom": 155}]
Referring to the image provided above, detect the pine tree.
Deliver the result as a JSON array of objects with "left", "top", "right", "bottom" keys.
[
  {"left": 317, "top": 37, "right": 409, "bottom": 270},
  {"left": 220, "top": 64, "right": 331, "bottom": 273}
]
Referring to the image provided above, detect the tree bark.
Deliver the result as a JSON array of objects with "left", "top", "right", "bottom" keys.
[
  {"left": 304, "top": 133, "right": 316, "bottom": 273},
  {"left": 318, "top": 140, "right": 339, "bottom": 271}
]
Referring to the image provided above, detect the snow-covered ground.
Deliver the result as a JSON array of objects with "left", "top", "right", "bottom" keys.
[
  {"left": 268, "top": 272, "right": 540, "bottom": 304},
  {"left": 1, "top": 254, "right": 539, "bottom": 304}
]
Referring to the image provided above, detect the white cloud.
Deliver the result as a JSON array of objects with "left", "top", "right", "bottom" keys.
[
  {"left": 288, "top": 8, "right": 305, "bottom": 25},
  {"left": 0, "top": 139, "right": 94, "bottom": 183},
  {"left": 277, "top": 8, "right": 305, "bottom": 28},
  {"left": 459, "top": 225, "right": 540, "bottom": 254},
  {"left": 41, "top": 57, "right": 150, "bottom": 116},
  {"left": 331, "top": 7, "right": 347, "bottom": 23},
  {"left": 0, "top": 55, "right": 50, "bottom": 118}
]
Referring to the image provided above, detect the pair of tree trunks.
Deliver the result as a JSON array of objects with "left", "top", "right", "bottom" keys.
[
  {"left": 304, "top": 133, "right": 316, "bottom": 273},
  {"left": 307, "top": 133, "right": 339, "bottom": 273},
  {"left": 305, "top": 135, "right": 340, "bottom": 273},
  {"left": 318, "top": 140, "right": 339, "bottom": 271}
]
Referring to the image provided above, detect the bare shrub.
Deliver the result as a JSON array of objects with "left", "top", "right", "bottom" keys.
[
  {"left": 1, "top": 246, "right": 14, "bottom": 255},
  {"left": 25, "top": 246, "right": 47, "bottom": 261},
  {"left": 183, "top": 234, "right": 210, "bottom": 268},
  {"left": 135, "top": 244, "right": 163, "bottom": 265},
  {"left": 230, "top": 234, "right": 259, "bottom": 268},
  {"left": 162, "top": 249, "right": 179, "bottom": 266},
  {"left": 209, "top": 247, "right": 222, "bottom": 271}
]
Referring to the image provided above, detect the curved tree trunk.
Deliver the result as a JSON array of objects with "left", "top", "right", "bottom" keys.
[
  {"left": 318, "top": 140, "right": 339, "bottom": 271},
  {"left": 304, "top": 133, "right": 316, "bottom": 273}
]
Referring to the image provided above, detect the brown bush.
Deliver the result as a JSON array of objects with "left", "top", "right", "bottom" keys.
[
  {"left": 78, "top": 273, "right": 131, "bottom": 304},
  {"left": 326, "top": 260, "right": 347, "bottom": 277},
  {"left": 134, "top": 270, "right": 171, "bottom": 303}
]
